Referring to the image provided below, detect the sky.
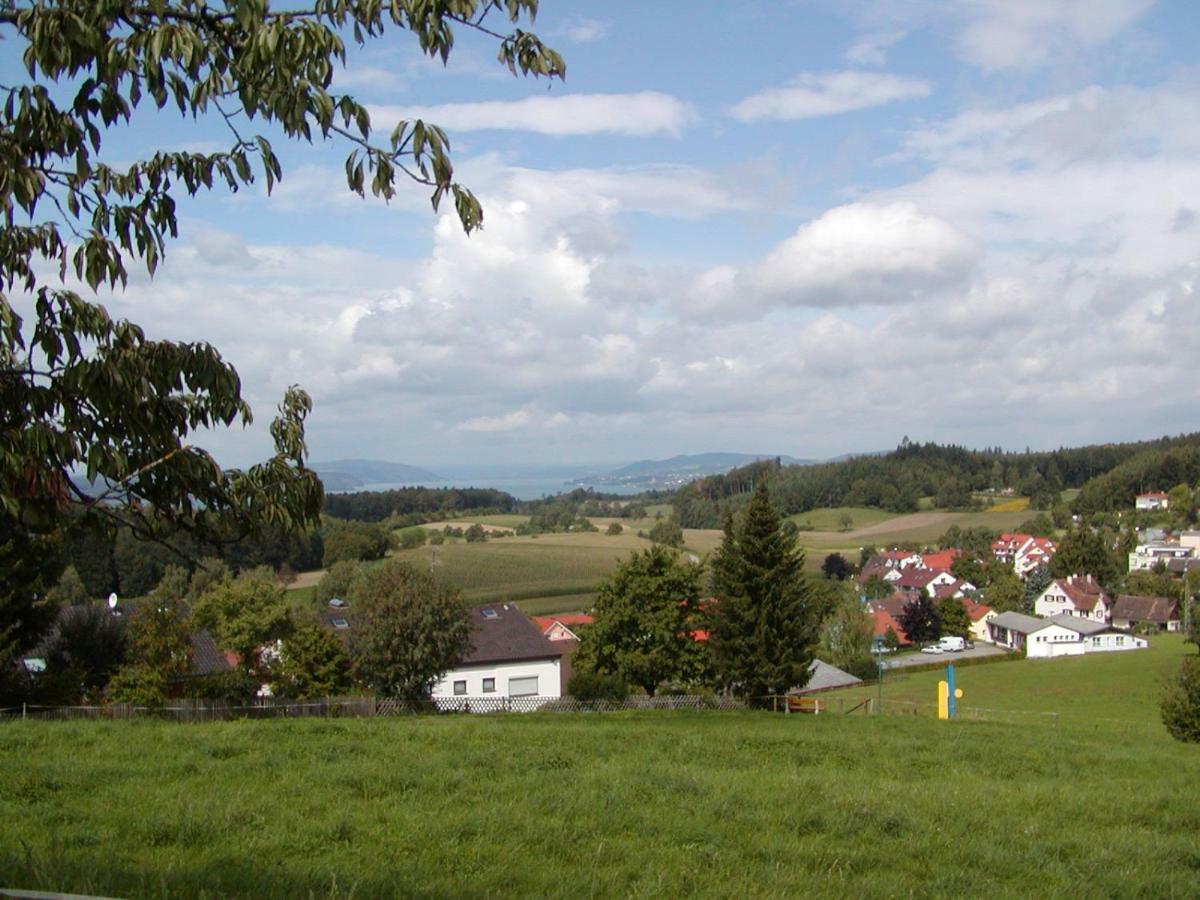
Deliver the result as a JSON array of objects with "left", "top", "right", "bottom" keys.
[{"left": 15, "top": 0, "right": 1200, "bottom": 468}]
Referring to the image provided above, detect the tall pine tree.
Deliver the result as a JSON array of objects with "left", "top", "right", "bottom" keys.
[{"left": 708, "top": 483, "right": 824, "bottom": 704}]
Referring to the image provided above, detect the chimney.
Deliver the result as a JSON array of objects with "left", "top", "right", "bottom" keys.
[{"left": 1067, "top": 574, "right": 1073, "bottom": 584}]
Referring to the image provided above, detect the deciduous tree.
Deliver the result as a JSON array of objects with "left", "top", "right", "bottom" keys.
[
  {"left": 0, "top": 0, "right": 563, "bottom": 699},
  {"left": 346, "top": 560, "right": 470, "bottom": 707},
  {"left": 573, "top": 545, "right": 706, "bottom": 695},
  {"left": 272, "top": 617, "right": 351, "bottom": 699},
  {"left": 897, "top": 594, "right": 940, "bottom": 646},
  {"left": 936, "top": 597, "right": 971, "bottom": 640},
  {"left": 191, "top": 568, "right": 292, "bottom": 675}
]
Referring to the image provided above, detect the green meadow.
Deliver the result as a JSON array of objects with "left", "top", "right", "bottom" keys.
[{"left": 3, "top": 690, "right": 1197, "bottom": 898}]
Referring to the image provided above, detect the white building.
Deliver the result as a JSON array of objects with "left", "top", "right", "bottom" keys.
[
  {"left": 1128, "top": 542, "right": 1194, "bottom": 572},
  {"left": 1026, "top": 616, "right": 1147, "bottom": 658},
  {"left": 430, "top": 604, "right": 565, "bottom": 707},
  {"left": 1136, "top": 492, "right": 1170, "bottom": 510},
  {"left": 1034, "top": 575, "right": 1112, "bottom": 622}
]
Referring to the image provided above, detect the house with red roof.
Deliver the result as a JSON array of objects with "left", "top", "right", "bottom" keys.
[
  {"left": 1033, "top": 575, "right": 1112, "bottom": 623},
  {"left": 961, "top": 598, "right": 996, "bottom": 644},
  {"left": 1014, "top": 537, "right": 1056, "bottom": 578},
  {"left": 532, "top": 613, "right": 594, "bottom": 642},
  {"left": 991, "top": 533, "right": 1032, "bottom": 563},
  {"left": 921, "top": 549, "right": 962, "bottom": 571}
]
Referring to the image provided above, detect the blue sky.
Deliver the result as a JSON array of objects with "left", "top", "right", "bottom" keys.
[{"left": 13, "top": 1, "right": 1200, "bottom": 467}]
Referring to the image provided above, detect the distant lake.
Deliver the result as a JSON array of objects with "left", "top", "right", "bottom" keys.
[{"left": 349, "top": 478, "right": 646, "bottom": 502}]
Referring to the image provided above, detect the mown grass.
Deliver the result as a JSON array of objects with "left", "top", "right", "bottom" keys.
[
  {"left": 514, "top": 592, "right": 598, "bottom": 616},
  {"left": 828, "top": 634, "right": 1193, "bottom": 739},
  {"left": 2, "top": 709, "right": 1198, "bottom": 899},
  {"left": 789, "top": 506, "right": 898, "bottom": 531}
]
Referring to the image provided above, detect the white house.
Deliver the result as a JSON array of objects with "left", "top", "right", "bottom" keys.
[
  {"left": 1128, "top": 542, "right": 1194, "bottom": 572},
  {"left": 1034, "top": 575, "right": 1112, "bottom": 622},
  {"left": 1013, "top": 537, "right": 1056, "bottom": 578},
  {"left": 430, "top": 605, "right": 565, "bottom": 707},
  {"left": 962, "top": 598, "right": 996, "bottom": 644},
  {"left": 1135, "top": 492, "right": 1170, "bottom": 510},
  {"left": 1026, "top": 616, "right": 1147, "bottom": 658}
]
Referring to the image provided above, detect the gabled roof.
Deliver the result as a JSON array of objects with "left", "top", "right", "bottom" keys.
[
  {"left": 1054, "top": 575, "right": 1111, "bottom": 611},
  {"left": 790, "top": 659, "right": 864, "bottom": 695},
  {"left": 1137, "top": 492, "right": 1169, "bottom": 500},
  {"left": 895, "top": 568, "right": 943, "bottom": 589},
  {"left": 532, "top": 613, "right": 594, "bottom": 633},
  {"left": 1111, "top": 595, "right": 1179, "bottom": 624},
  {"left": 189, "top": 630, "right": 234, "bottom": 676},
  {"left": 921, "top": 549, "right": 961, "bottom": 570},
  {"left": 460, "top": 605, "right": 563, "bottom": 666},
  {"left": 869, "top": 607, "right": 909, "bottom": 645},
  {"left": 962, "top": 598, "right": 994, "bottom": 622}
]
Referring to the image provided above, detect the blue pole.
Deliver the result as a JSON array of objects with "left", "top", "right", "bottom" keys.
[{"left": 947, "top": 663, "right": 956, "bottom": 719}]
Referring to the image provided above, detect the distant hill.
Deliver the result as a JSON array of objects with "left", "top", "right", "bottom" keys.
[
  {"left": 577, "top": 453, "right": 809, "bottom": 490},
  {"left": 312, "top": 459, "right": 443, "bottom": 492}
]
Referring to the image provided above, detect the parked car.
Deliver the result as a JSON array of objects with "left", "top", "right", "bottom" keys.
[{"left": 920, "top": 645, "right": 944, "bottom": 655}]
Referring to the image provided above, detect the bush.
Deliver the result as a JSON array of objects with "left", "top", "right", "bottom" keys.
[
  {"left": 428, "top": 532, "right": 445, "bottom": 546},
  {"left": 1161, "top": 656, "right": 1200, "bottom": 743},
  {"left": 568, "top": 670, "right": 630, "bottom": 702},
  {"left": 182, "top": 670, "right": 260, "bottom": 703},
  {"left": 606, "top": 522, "right": 623, "bottom": 535},
  {"left": 464, "top": 523, "right": 487, "bottom": 543},
  {"left": 396, "top": 527, "right": 428, "bottom": 550},
  {"left": 106, "top": 665, "right": 169, "bottom": 708},
  {"left": 648, "top": 519, "right": 684, "bottom": 548}
]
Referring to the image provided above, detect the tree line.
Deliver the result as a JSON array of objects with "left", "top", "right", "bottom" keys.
[{"left": 673, "top": 434, "right": 1200, "bottom": 528}]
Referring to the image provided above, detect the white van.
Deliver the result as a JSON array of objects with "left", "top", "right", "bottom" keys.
[{"left": 937, "top": 636, "right": 966, "bottom": 652}]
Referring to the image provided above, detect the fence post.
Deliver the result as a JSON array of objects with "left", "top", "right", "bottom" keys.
[{"left": 22, "top": 702, "right": 26, "bottom": 720}]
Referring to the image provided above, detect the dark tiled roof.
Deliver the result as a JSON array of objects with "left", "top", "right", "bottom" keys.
[
  {"left": 189, "top": 629, "right": 233, "bottom": 676},
  {"left": 1112, "top": 595, "right": 1179, "bottom": 624},
  {"left": 461, "top": 605, "right": 563, "bottom": 666}
]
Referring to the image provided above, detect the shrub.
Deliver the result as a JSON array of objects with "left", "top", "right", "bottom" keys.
[
  {"left": 428, "top": 532, "right": 445, "bottom": 546},
  {"left": 606, "top": 522, "right": 623, "bottom": 535},
  {"left": 464, "top": 523, "right": 487, "bottom": 543},
  {"left": 106, "top": 665, "right": 169, "bottom": 708},
  {"left": 1161, "top": 656, "right": 1200, "bottom": 743},
  {"left": 568, "top": 670, "right": 630, "bottom": 702}
]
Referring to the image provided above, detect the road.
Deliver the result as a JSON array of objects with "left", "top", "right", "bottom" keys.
[{"left": 883, "top": 642, "right": 1012, "bottom": 670}]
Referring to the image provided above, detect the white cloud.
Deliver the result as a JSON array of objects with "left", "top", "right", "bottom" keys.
[
  {"left": 955, "top": 0, "right": 1154, "bottom": 71},
  {"left": 730, "top": 70, "right": 931, "bottom": 122},
  {"left": 370, "top": 92, "right": 696, "bottom": 137},
  {"left": 684, "top": 202, "right": 978, "bottom": 317},
  {"left": 456, "top": 408, "right": 534, "bottom": 432},
  {"left": 845, "top": 31, "right": 907, "bottom": 67}
]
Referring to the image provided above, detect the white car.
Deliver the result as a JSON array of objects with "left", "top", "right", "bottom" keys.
[{"left": 920, "top": 645, "right": 944, "bottom": 654}]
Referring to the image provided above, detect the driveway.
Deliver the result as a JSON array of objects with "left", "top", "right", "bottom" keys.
[{"left": 882, "top": 642, "right": 1012, "bottom": 670}]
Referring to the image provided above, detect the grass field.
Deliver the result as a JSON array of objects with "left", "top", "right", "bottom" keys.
[
  {"left": 828, "top": 634, "right": 1194, "bottom": 739},
  {"left": 3, "top": 695, "right": 1198, "bottom": 898},
  {"left": 789, "top": 506, "right": 898, "bottom": 531}
]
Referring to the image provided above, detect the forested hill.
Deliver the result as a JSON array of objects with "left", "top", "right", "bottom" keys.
[
  {"left": 323, "top": 486, "right": 518, "bottom": 523},
  {"left": 673, "top": 434, "right": 1200, "bottom": 528}
]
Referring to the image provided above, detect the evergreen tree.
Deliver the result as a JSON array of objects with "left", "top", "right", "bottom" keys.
[
  {"left": 1050, "top": 526, "right": 1120, "bottom": 586},
  {"left": 1023, "top": 566, "right": 1053, "bottom": 613},
  {"left": 708, "top": 483, "right": 824, "bottom": 704}
]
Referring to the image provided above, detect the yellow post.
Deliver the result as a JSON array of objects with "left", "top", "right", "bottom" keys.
[{"left": 937, "top": 680, "right": 949, "bottom": 719}]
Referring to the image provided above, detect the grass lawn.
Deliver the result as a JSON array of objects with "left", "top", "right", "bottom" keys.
[
  {"left": 514, "top": 591, "right": 598, "bottom": 616},
  {"left": 826, "top": 634, "right": 1194, "bottom": 739},
  {"left": 3, "top": 707, "right": 1198, "bottom": 898}
]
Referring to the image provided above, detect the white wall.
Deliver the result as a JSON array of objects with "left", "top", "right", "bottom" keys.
[
  {"left": 431, "top": 658, "right": 562, "bottom": 701},
  {"left": 1082, "top": 632, "right": 1147, "bottom": 653},
  {"left": 1027, "top": 624, "right": 1086, "bottom": 658}
]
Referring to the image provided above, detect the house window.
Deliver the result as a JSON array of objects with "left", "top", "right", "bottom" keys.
[
  {"left": 509, "top": 675, "right": 539, "bottom": 697},
  {"left": 453, "top": 680, "right": 467, "bottom": 695},
  {"left": 482, "top": 677, "right": 495, "bottom": 693}
]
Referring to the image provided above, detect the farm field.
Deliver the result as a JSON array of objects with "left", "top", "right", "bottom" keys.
[
  {"left": 796, "top": 507, "right": 1035, "bottom": 551},
  {"left": 826, "top": 634, "right": 1193, "bottom": 739},
  {"left": 3, "top": 701, "right": 1197, "bottom": 898},
  {"left": 789, "top": 506, "right": 898, "bottom": 531}
]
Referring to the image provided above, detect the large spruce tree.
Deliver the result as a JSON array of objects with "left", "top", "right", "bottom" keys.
[{"left": 708, "top": 482, "right": 824, "bottom": 704}]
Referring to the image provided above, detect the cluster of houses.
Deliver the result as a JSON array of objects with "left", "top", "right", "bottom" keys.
[
  {"left": 1128, "top": 529, "right": 1200, "bottom": 574},
  {"left": 858, "top": 533, "right": 1184, "bottom": 661}
]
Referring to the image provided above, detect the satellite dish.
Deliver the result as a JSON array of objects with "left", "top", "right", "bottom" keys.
[{"left": 107, "top": 593, "right": 118, "bottom": 610}]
